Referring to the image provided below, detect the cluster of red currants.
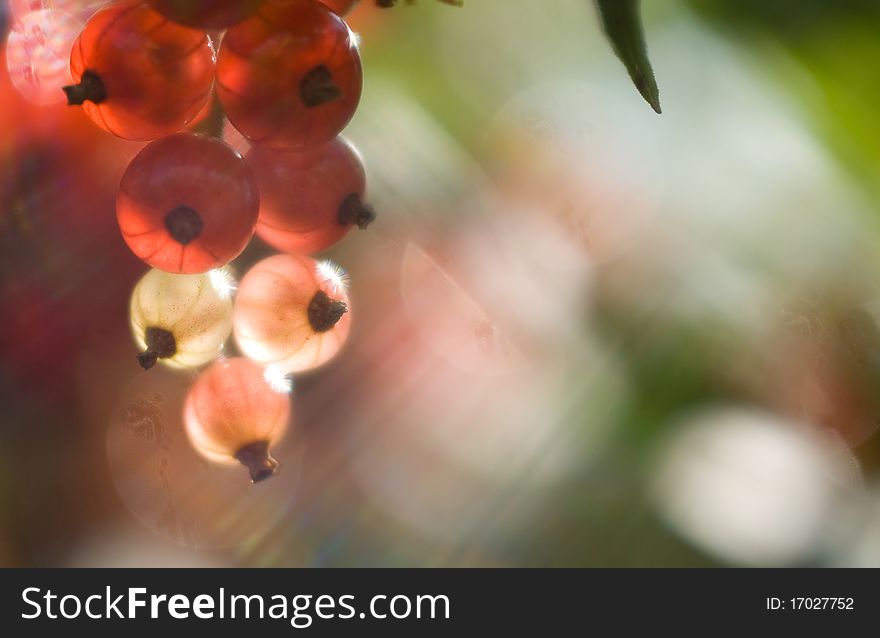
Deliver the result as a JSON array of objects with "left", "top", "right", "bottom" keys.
[{"left": 64, "top": 0, "right": 371, "bottom": 482}]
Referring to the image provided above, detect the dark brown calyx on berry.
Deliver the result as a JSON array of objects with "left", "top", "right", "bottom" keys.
[
  {"left": 164, "top": 205, "right": 203, "bottom": 245},
  {"left": 308, "top": 290, "right": 347, "bottom": 333},
  {"left": 62, "top": 70, "right": 107, "bottom": 105},
  {"left": 234, "top": 441, "right": 279, "bottom": 483},
  {"left": 137, "top": 327, "right": 177, "bottom": 370},
  {"left": 300, "top": 65, "right": 341, "bottom": 107},
  {"left": 337, "top": 193, "right": 376, "bottom": 229}
]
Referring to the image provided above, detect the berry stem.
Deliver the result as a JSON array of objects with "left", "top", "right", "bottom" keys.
[
  {"left": 300, "top": 65, "right": 342, "bottom": 107},
  {"left": 338, "top": 193, "right": 376, "bottom": 229},
  {"left": 164, "top": 205, "right": 204, "bottom": 245},
  {"left": 234, "top": 441, "right": 279, "bottom": 483},
  {"left": 62, "top": 70, "right": 107, "bottom": 106},
  {"left": 308, "top": 290, "right": 348, "bottom": 333},
  {"left": 137, "top": 327, "right": 177, "bottom": 370}
]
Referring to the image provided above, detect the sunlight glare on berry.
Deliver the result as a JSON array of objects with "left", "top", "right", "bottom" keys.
[
  {"left": 208, "top": 267, "right": 238, "bottom": 300},
  {"left": 263, "top": 364, "right": 294, "bottom": 395},
  {"left": 315, "top": 259, "right": 349, "bottom": 295},
  {"left": 347, "top": 25, "right": 362, "bottom": 50},
  {"left": 6, "top": 9, "right": 82, "bottom": 105}
]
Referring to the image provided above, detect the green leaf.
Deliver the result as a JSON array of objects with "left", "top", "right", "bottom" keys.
[{"left": 595, "top": 0, "right": 662, "bottom": 113}]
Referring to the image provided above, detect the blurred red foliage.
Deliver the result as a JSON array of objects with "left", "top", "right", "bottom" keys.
[{"left": 0, "top": 50, "right": 145, "bottom": 394}]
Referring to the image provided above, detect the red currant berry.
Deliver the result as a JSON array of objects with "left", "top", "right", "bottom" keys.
[
  {"left": 64, "top": 1, "right": 215, "bottom": 141},
  {"left": 146, "top": 0, "right": 266, "bottom": 29},
  {"left": 130, "top": 268, "right": 234, "bottom": 370},
  {"left": 247, "top": 137, "right": 375, "bottom": 254},
  {"left": 117, "top": 133, "right": 259, "bottom": 274},
  {"left": 216, "top": 0, "right": 363, "bottom": 151},
  {"left": 234, "top": 254, "right": 352, "bottom": 373},
  {"left": 318, "top": 0, "right": 358, "bottom": 15},
  {"left": 185, "top": 357, "right": 290, "bottom": 482}
]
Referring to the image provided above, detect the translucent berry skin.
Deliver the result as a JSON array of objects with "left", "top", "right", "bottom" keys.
[
  {"left": 247, "top": 137, "right": 373, "bottom": 254},
  {"left": 130, "top": 269, "right": 234, "bottom": 370},
  {"left": 147, "top": 0, "right": 266, "bottom": 29},
  {"left": 117, "top": 133, "right": 259, "bottom": 274},
  {"left": 10, "top": 1, "right": 98, "bottom": 22},
  {"left": 318, "top": 0, "right": 358, "bottom": 15},
  {"left": 6, "top": 8, "right": 80, "bottom": 106},
  {"left": 234, "top": 254, "right": 351, "bottom": 373},
  {"left": 185, "top": 357, "right": 290, "bottom": 482},
  {"left": 216, "top": 0, "right": 363, "bottom": 151},
  {"left": 67, "top": 2, "right": 214, "bottom": 141}
]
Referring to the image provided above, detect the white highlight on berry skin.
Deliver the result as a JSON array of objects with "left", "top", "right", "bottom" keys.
[
  {"left": 206, "top": 32, "right": 219, "bottom": 63},
  {"left": 347, "top": 26, "right": 361, "bottom": 50},
  {"left": 315, "top": 259, "right": 349, "bottom": 295},
  {"left": 263, "top": 364, "right": 294, "bottom": 395},
  {"left": 208, "top": 267, "right": 237, "bottom": 300},
  {"left": 208, "top": 268, "right": 238, "bottom": 299}
]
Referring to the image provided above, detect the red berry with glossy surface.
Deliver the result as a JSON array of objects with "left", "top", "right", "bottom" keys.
[
  {"left": 147, "top": 0, "right": 266, "bottom": 29},
  {"left": 64, "top": 1, "right": 214, "bottom": 141},
  {"left": 234, "top": 254, "right": 352, "bottom": 373},
  {"left": 117, "top": 133, "right": 259, "bottom": 274},
  {"left": 247, "top": 137, "right": 375, "bottom": 254},
  {"left": 216, "top": 0, "right": 363, "bottom": 151},
  {"left": 184, "top": 357, "right": 291, "bottom": 482}
]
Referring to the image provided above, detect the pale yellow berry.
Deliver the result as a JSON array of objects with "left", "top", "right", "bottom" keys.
[
  {"left": 130, "top": 268, "right": 234, "bottom": 370},
  {"left": 233, "top": 255, "right": 351, "bottom": 373}
]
